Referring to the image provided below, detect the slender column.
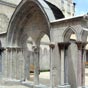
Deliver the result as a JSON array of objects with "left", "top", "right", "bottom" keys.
[
  {"left": 82, "top": 49, "right": 86, "bottom": 86},
  {"left": 5, "top": 48, "right": 13, "bottom": 79},
  {"left": 16, "top": 48, "right": 22, "bottom": 80},
  {"left": 61, "top": 48, "right": 64, "bottom": 85},
  {"left": 15, "top": 48, "right": 24, "bottom": 80},
  {"left": 19, "top": 48, "right": 25, "bottom": 81},
  {"left": 32, "top": 45, "right": 39, "bottom": 85},
  {"left": 15, "top": 48, "right": 19, "bottom": 80},
  {"left": 64, "top": 49, "right": 68, "bottom": 84},
  {"left": 9, "top": 48, "right": 12, "bottom": 79},
  {"left": 76, "top": 42, "right": 87, "bottom": 87},
  {"left": 49, "top": 43, "right": 55, "bottom": 88},
  {"left": 16, "top": 48, "right": 19, "bottom": 80},
  {"left": 24, "top": 50, "right": 30, "bottom": 81},
  {"left": 12, "top": 48, "right": 17, "bottom": 79},
  {"left": 0, "top": 48, "right": 5, "bottom": 78},
  {"left": 7, "top": 48, "right": 11, "bottom": 78},
  {"left": 4, "top": 49, "right": 8, "bottom": 78},
  {"left": 26, "top": 51, "right": 30, "bottom": 80},
  {"left": 58, "top": 42, "right": 70, "bottom": 87}
]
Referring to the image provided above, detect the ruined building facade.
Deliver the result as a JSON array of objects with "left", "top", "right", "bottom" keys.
[{"left": 0, "top": 0, "right": 88, "bottom": 88}]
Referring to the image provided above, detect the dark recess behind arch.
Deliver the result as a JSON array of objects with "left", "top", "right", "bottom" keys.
[{"left": 44, "top": 0, "right": 65, "bottom": 19}]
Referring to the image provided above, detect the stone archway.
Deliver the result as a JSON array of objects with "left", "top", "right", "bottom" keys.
[
  {"left": 7, "top": 0, "right": 51, "bottom": 83},
  {"left": 6, "top": 0, "right": 65, "bottom": 87},
  {"left": 62, "top": 26, "right": 78, "bottom": 88},
  {"left": 63, "top": 26, "right": 77, "bottom": 42}
]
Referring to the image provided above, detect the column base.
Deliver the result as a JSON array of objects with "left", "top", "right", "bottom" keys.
[
  {"left": 58, "top": 85, "right": 71, "bottom": 88},
  {"left": 34, "top": 84, "right": 48, "bottom": 88}
]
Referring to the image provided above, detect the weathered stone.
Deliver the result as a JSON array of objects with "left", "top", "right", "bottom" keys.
[{"left": 0, "top": 0, "right": 88, "bottom": 88}]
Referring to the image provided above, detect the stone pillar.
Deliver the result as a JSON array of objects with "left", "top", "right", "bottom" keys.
[
  {"left": 64, "top": 48, "right": 68, "bottom": 84},
  {"left": 0, "top": 48, "right": 5, "bottom": 79},
  {"left": 82, "top": 49, "right": 86, "bottom": 86},
  {"left": 24, "top": 50, "right": 30, "bottom": 81},
  {"left": 32, "top": 45, "right": 39, "bottom": 86},
  {"left": 5, "top": 48, "right": 12, "bottom": 79},
  {"left": 9, "top": 48, "right": 13, "bottom": 79},
  {"left": 18, "top": 48, "right": 25, "bottom": 81},
  {"left": 76, "top": 42, "right": 87, "bottom": 87},
  {"left": 3, "top": 48, "right": 8, "bottom": 78},
  {"left": 49, "top": 43, "right": 55, "bottom": 88},
  {"left": 12, "top": 48, "right": 17, "bottom": 79},
  {"left": 16, "top": 48, "right": 22, "bottom": 80},
  {"left": 6, "top": 48, "right": 10, "bottom": 78},
  {"left": 3, "top": 47, "right": 13, "bottom": 79},
  {"left": 58, "top": 42, "right": 70, "bottom": 88}
]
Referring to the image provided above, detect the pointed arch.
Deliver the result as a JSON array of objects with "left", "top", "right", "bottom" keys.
[
  {"left": 7, "top": 0, "right": 54, "bottom": 46},
  {"left": 63, "top": 26, "right": 77, "bottom": 42},
  {"left": 81, "top": 29, "right": 88, "bottom": 42}
]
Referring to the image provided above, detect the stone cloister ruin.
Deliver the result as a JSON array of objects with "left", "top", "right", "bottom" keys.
[{"left": 0, "top": 0, "right": 88, "bottom": 88}]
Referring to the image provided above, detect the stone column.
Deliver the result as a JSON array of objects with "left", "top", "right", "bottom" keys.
[
  {"left": 58, "top": 42, "right": 70, "bottom": 88},
  {"left": 12, "top": 48, "right": 17, "bottom": 79},
  {"left": 49, "top": 43, "right": 55, "bottom": 88},
  {"left": 64, "top": 48, "right": 68, "bottom": 84},
  {"left": 16, "top": 48, "right": 22, "bottom": 80},
  {"left": 82, "top": 49, "right": 86, "bottom": 86},
  {"left": 6, "top": 48, "right": 12, "bottom": 79},
  {"left": 76, "top": 42, "right": 87, "bottom": 87},
  {"left": 19, "top": 48, "right": 25, "bottom": 81},
  {"left": 32, "top": 45, "right": 39, "bottom": 86},
  {"left": 24, "top": 50, "right": 30, "bottom": 81},
  {"left": 9, "top": 48, "right": 13, "bottom": 79},
  {"left": 3, "top": 47, "right": 13, "bottom": 79},
  {"left": 3, "top": 48, "right": 8, "bottom": 78},
  {"left": 0, "top": 47, "right": 5, "bottom": 79}
]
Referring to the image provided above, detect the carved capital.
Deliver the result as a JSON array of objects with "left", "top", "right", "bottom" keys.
[
  {"left": 58, "top": 42, "right": 70, "bottom": 49},
  {"left": 32, "top": 45, "right": 39, "bottom": 53},
  {"left": 76, "top": 41, "right": 87, "bottom": 50},
  {"left": 49, "top": 42, "right": 55, "bottom": 49},
  {"left": 0, "top": 47, "right": 5, "bottom": 51}
]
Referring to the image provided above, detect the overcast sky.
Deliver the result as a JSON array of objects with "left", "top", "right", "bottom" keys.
[{"left": 74, "top": 0, "right": 88, "bottom": 16}]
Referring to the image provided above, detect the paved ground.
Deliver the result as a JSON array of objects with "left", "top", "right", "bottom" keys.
[
  {"left": 0, "top": 85, "right": 29, "bottom": 88},
  {"left": 0, "top": 68, "right": 88, "bottom": 88}
]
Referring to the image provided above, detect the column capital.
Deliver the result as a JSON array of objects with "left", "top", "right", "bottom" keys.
[
  {"left": 58, "top": 42, "right": 70, "bottom": 49},
  {"left": 49, "top": 42, "right": 55, "bottom": 49},
  {"left": 32, "top": 45, "right": 39, "bottom": 53},
  {"left": 0, "top": 47, "right": 5, "bottom": 51},
  {"left": 75, "top": 41, "right": 88, "bottom": 50}
]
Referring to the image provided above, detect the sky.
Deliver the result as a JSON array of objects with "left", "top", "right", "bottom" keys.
[{"left": 74, "top": 0, "right": 88, "bottom": 16}]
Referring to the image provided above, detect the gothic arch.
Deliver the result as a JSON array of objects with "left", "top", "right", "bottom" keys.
[
  {"left": 7, "top": 0, "right": 64, "bottom": 46},
  {"left": 63, "top": 26, "right": 77, "bottom": 42},
  {"left": 81, "top": 29, "right": 88, "bottom": 42},
  {"left": 7, "top": 0, "right": 54, "bottom": 46}
]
